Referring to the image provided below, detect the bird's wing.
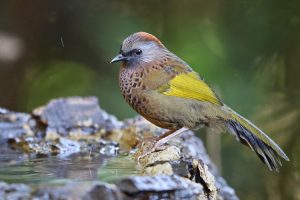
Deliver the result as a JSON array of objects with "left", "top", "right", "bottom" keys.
[{"left": 157, "top": 70, "right": 222, "bottom": 105}]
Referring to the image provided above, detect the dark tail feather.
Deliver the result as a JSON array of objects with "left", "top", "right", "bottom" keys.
[{"left": 226, "top": 119, "right": 285, "bottom": 172}]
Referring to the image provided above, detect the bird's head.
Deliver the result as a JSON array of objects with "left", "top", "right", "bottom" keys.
[{"left": 110, "top": 32, "right": 168, "bottom": 67}]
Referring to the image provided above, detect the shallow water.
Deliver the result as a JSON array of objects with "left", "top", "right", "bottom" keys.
[{"left": 0, "top": 152, "right": 138, "bottom": 184}]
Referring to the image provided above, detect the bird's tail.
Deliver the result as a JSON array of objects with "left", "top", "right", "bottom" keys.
[{"left": 224, "top": 106, "right": 289, "bottom": 171}]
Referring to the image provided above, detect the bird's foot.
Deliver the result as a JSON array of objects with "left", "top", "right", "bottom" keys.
[
  {"left": 135, "top": 136, "right": 167, "bottom": 164},
  {"left": 135, "top": 127, "right": 189, "bottom": 166}
]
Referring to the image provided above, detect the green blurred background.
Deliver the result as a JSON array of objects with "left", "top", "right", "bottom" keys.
[{"left": 0, "top": 0, "right": 299, "bottom": 199}]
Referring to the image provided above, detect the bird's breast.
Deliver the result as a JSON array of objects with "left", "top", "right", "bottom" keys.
[
  {"left": 118, "top": 65, "right": 210, "bottom": 130},
  {"left": 119, "top": 68, "right": 146, "bottom": 108}
]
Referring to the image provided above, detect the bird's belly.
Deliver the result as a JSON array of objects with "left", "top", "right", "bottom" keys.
[{"left": 129, "top": 90, "right": 208, "bottom": 130}]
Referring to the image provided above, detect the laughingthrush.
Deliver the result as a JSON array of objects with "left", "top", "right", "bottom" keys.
[{"left": 111, "top": 32, "right": 289, "bottom": 171}]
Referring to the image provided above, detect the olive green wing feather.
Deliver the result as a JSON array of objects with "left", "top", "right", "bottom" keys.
[{"left": 157, "top": 70, "right": 222, "bottom": 105}]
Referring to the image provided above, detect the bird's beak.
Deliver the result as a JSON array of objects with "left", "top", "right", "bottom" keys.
[{"left": 110, "top": 54, "right": 127, "bottom": 63}]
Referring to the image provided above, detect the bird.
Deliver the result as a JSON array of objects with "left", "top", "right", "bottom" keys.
[{"left": 110, "top": 32, "right": 289, "bottom": 171}]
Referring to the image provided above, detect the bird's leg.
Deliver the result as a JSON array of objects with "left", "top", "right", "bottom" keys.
[
  {"left": 154, "top": 127, "right": 189, "bottom": 149},
  {"left": 157, "top": 129, "right": 177, "bottom": 139},
  {"left": 142, "top": 129, "right": 175, "bottom": 142},
  {"left": 136, "top": 127, "right": 189, "bottom": 162}
]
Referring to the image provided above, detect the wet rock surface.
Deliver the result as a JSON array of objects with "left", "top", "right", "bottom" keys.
[
  {"left": 0, "top": 108, "right": 35, "bottom": 141},
  {"left": 0, "top": 182, "right": 31, "bottom": 200},
  {"left": 117, "top": 175, "right": 205, "bottom": 200},
  {"left": 33, "top": 97, "right": 122, "bottom": 137},
  {"left": 0, "top": 97, "right": 238, "bottom": 200}
]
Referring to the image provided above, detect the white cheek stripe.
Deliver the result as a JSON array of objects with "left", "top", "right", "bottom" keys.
[{"left": 137, "top": 42, "right": 161, "bottom": 63}]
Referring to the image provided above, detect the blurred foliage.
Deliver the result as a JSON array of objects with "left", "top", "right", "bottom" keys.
[
  {"left": 0, "top": 0, "right": 299, "bottom": 199},
  {"left": 22, "top": 61, "right": 96, "bottom": 109}
]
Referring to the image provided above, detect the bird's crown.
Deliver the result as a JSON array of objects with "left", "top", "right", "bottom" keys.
[
  {"left": 122, "top": 32, "right": 164, "bottom": 49},
  {"left": 111, "top": 32, "right": 171, "bottom": 66}
]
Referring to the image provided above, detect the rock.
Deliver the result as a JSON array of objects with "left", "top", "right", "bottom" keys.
[
  {"left": 176, "top": 130, "right": 219, "bottom": 176},
  {"left": 32, "top": 182, "right": 96, "bottom": 200},
  {"left": 0, "top": 97, "right": 239, "bottom": 200},
  {"left": 82, "top": 183, "right": 123, "bottom": 200},
  {"left": 190, "top": 159, "right": 217, "bottom": 199},
  {"left": 135, "top": 144, "right": 217, "bottom": 199},
  {"left": 32, "top": 97, "right": 122, "bottom": 136},
  {"left": 137, "top": 145, "right": 181, "bottom": 168},
  {"left": 0, "top": 108, "right": 35, "bottom": 141},
  {"left": 215, "top": 177, "right": 238, "bottom": 200},
  {"left": 117, "top": 175, "right": 206, "bottom": 200},
  {"left": 7, "top": 137, "right": 81, "bottom": 156},
  {"left": 107, "top": 116, "right": 161, "bottom": 151},
  {"left": 108, "top": 127, "right": 141, "bottom": 151},
  {"left": 98, "top": 140, "right": 119, "bottom": 156},
  {"left": 7, "top": 136, "right": 120, "bottom": 158},
  {"left": 173, "top": 132, "right": 238, "bottom": 200},
  {"left": 124, "top": 116, "right": 237, "bottom": 200},
  {"left": 0, "top": 182, "right": 31, "bottom": 200}
]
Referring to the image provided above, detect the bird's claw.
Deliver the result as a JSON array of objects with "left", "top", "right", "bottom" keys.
[{"left": 135, "top": 137, "right": 167, "bottom": 165}]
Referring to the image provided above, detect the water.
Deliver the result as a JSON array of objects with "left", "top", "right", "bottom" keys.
[{"left": 0, "top": 153, "right": 138, "bottom": 184}]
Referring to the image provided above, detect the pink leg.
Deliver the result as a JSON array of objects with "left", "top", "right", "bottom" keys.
[
  {"left": 136, "top": 127, "right": 189, "bottom": 162},
  {"left": 154, "top": 127, "right": 189, "bottom": 149}
]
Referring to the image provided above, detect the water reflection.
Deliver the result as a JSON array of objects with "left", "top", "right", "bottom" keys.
[{"left": 0, "top": 152, "right": 137, "bottom": 184}]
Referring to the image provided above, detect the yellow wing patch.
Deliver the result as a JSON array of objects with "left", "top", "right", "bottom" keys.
[{"left": 159, "top": 71, "right": 222, "bottom": 105}]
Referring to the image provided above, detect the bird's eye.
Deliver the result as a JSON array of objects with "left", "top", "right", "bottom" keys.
[{"left": 135, "top": 49, "right": 142, "bottom": 55}]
